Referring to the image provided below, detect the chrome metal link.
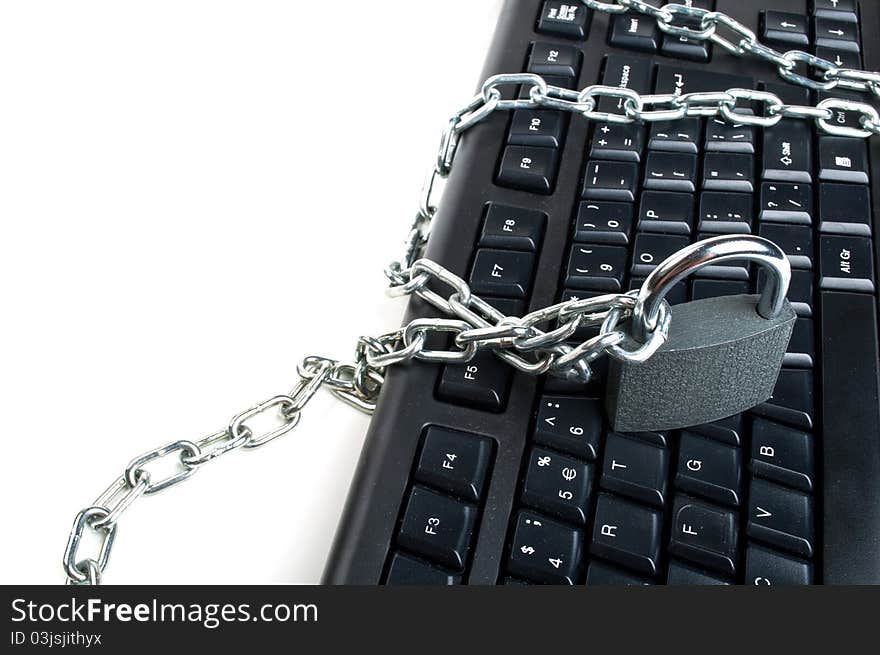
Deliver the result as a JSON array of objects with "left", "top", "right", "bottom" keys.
[{"left": 64, "top": 1, "right": 880, "bottom": 581}]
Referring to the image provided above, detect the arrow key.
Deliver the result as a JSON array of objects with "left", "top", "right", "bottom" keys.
[
  {"left": 761, "top": 11, "right": 809, "bottom": 48},
  {"left": 813, "top": 16, "right": 860, "bottom": 52}
]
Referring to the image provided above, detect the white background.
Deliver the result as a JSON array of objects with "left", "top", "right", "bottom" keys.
[{"left": 0, "top": 1, "right": 502, "bottom": 584}]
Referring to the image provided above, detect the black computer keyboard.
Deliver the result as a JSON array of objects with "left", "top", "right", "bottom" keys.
[{"left": 323, "top": 0, "right": 880, "bottom": 585}]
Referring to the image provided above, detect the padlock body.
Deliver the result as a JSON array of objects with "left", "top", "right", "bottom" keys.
[{"left": 606, "top": 294, "right": 796, "bottom": 432}]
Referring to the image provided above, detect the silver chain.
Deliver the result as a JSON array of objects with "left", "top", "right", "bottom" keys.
[{"left": 63, "top": 0, "right": 880, "bottom": 584}]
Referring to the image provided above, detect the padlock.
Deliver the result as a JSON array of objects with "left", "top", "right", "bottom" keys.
[{"left": 605, "top": 235, "right": 796, "bottom": 433}]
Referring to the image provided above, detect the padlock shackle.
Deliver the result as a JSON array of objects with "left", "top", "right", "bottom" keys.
[{"left": 631, "top": 235, "right": 791, "bottom": 344}]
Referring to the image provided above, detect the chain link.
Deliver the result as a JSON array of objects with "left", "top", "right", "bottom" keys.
[{"left": 63, "top": 0, "right": 880, "bottom": 584}]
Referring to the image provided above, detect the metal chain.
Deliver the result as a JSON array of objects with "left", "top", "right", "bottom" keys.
[
  {"left": 583, "top": 0, "right": 880, "bottom": 99},
  {"left": 63, "top": 1, "right": 880, "bottom": 584}
]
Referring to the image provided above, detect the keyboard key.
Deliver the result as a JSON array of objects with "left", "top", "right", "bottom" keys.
[
  {"left": 585, "top": 561, "right": 651, "bottom": 586},
  {"left": 690, "top": 414, "right": 744, "bottom": 447},
  {"left": 527, "top": 42, "right": 582, "bottom": 80},
  {"left": 745, "top": 544, "right": 812, "bottom": 586},
  {"left": 758, "top": 223, "right": 813, "bottom": 269},
  {"left": 666, "top": 561, "right": 729, "bottom": 585},
  {"left": 508, "top": 110, "right": 566, "bottom": 149},
  {"left": 783, "top": 318, "right": 814, "bottom": 369},
  {"left": 609, "top": 11, "right": 660, "bottom": 53},
  {"left": 762, "top": 81, "right": 810, "bottom": 108},
  {"left": 573, "top": 201, "right": 633, "bottom": 246},
  {"left": 386, "top": 552, "right": 461, "bottom": 585},
  {"left": 818, "top": 183, "right": 871, "bottom": 236},
  {"left": 591, "top": 493, "right": 662, "bottom": 577},
  {"left": 644, "top": 151, "right": 697, "bottom": 192},
  {"left": 565, "top": 244, "right": 627, "bottom": 291},
  {"left": 750, "top": 418, "right": 814, "bottom": 493},
  {"left": 582, "top": 160, "right": 639, "bottom": 201},
  {"left": 630, "top": 276, "right": 687, "bottom": 305},
  {"left": 811, "top": 0, "right": 857, "bottom": 21},
  {"left": 497, "top": 145, "right": 559, "bottom": 194},
  {"left": 507, "top": 511, "right": 584, "bottom": 584},
  {"left": 675, "top": 432, "right": 742, "bottom": 506},
  {"left": 533, "top": 395, "right": 603, "bottom": 460},
  {"left": 416, "top": 426, "right": 493, "bottom": 503},
  {"left": 438, "top": 350, "right": 512, "bottom": 412},
  {"left": 762, "top": 121, "right": 812, "bottom": 183},
  {"left": 819, "top": 137, "right": 869, "bottom": 184},
  {"left": 817, "top": 90, "right": 868, "bottom": 133},
  {"left": 590, "top": 122, "right": 644, "bottom": 162},
  {"left": 761, "top": 11, "right": 809, "bottom": 47},
  {"left": 703, "top": 152, "right": 754, "bottom": 193},
  {"left": 482, "top": 296, "right": 526, "bottom": 318},
  {"left": 691, "top": 279, "right": 749, "bottom": 300},
  {"left": 632, "top": 233, "right": 690, "bottom": 276},
  {"left": 522, "top": 447, "right": 593, "bottom": 525},
  {"left": 655, "top": 65, "right": 751, "bottom": 96},
  {"left": 669, "top": 495, "right": 738, "bottom": 576},
  {"left": 480, "top": 204, "right": 546, "bottom": 252},
  {"left": 753, "top": 368, "right": 814, "bottom": 431},
  {"left": 397, "top": 486, "right": 477, "bottom": 570},
  {"left": 759, "top": 182, "right": 813, "bottom": 225},
  {"left": 470, "top": 249, "right": 535, "bottom": 298},
  {"left": 601, "top": 433, "right": 669, "bottom": 508},
  {"left": 648, "top": 118, "right": 701, "bottom": 153},
  {"left": 537, "top": 1, "right": 592, "bottom": 40},
  {"left": 698, "top": 192, "right": 753, "bottom": 234},
  {"left": 747, "top": 478, "right": 814, "bottom": 558},
  {"left": 814, "top": 46, "right": 860, "bottom": 71},
  {"left": 813, "top": 16, "right": 860, "bottom": 52},
  {"left": 760, "top": 268, "right": 813, "bottom": 317},
  {"left": 637, "top": 190, "right": 694, "bottom": 235},
  {"left": 601, "top": 54, "right": 652, "bottom": 99},
  {"left": 819, "top": 235, "right": 875, "bottom": 292},
  {"left": 705, "top": 115, "right": 755, "bottom": 154}
]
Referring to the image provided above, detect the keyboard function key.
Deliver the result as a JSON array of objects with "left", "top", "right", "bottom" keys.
[
  {"left": 470, "top": 248, "right": 536, "bottom": 298},
  {"left": 480, "top": 204, "right": 547, "bottom": 252},
  {"left": 438, "top": 350, "right": 512, "bottom": 412},
  {"left": 527, "top": 42, "right": 583, "bottom": 80},
  {"left": 508, "top": 110, "right": 566, "bottom": 149},
  {"left": 497, "top": 145, "right": 559, "bottom": 194},
  {"left": 397, "top": 486, "right": 477, "bottom": 570},
  {"left": 416, "top": 427, "right": 493, "bottom": 503}
]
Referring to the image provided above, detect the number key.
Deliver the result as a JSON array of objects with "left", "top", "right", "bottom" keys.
[
  {"left": 573, "top": 201, "right": 633, "bottom": 246},
  {"left": 507, "top": 511, "right": 584, "bottom": 584},
  {"left": 521, "top": 447, "right": 593, "bottom": 525},
  {"left": 533, "top": 395, "right": 603, "bottom": 460},
  {"left": 565, "top": 244, "right": 627, "bottom": 291}
]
